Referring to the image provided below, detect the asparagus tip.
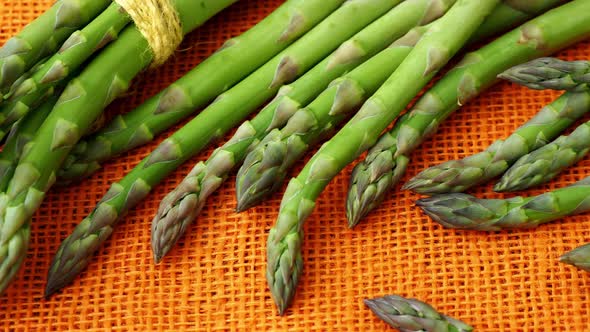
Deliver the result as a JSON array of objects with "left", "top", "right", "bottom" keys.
[
  {"left": 235, "top": 197, "right": 255, "bottom": 213},
  {"left": 346, "top": 210, "right": 363, "bottom": 229}
]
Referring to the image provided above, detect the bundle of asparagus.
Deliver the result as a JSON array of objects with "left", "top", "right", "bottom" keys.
[
  {"left": 0, "top": 0, "right": 240, "bottom": 294},
  {"left": 346, "top": 0, "right": 587, "bottom": 226},
  {"left": 3, "top": 0, "right": 590, "bottom": 325},
  {"left": 46, "top": 0, "right": 402, "bottom": 297},
  {"left": 152, "top": 0, "right": 457, "bottom": 264}
]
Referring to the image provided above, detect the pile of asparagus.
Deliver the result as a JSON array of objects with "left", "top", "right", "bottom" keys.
[
  {"left": 411, "top": 57, "right": 590, "bottom": 269},
  {"left": 2, "top": 0, "right": 590, "bottom": 324}
]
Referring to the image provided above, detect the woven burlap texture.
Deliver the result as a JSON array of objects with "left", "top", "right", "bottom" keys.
[{"left": 2, "top": 1, "right": 590, "bottom": 330}]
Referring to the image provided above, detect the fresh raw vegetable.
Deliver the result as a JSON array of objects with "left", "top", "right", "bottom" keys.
[
  {"left": 0, "top": 95, "right": 57, "bottom": 292},
  {"left": 498, "top": 57, "right": 590, "bottom": 92},
  {"left": 347, "top": 1, "right": 590, "bottom": 226},
  {"left": 495, "top": 120, "right": 590, "bottom": 191},
  {"left": 365, "top": 295, "right": 473, "bottom": 332},
  {"left": 57, "top": 0, "right": 347, "bottom": 184},
  {"left": 0, "top": 0, "right": 238, "bottom": 295},
  {"left": 0, "top": 0, "right": 111, "bottom": 99},
  {"left": 404, "top": 88, "right": 590, "bottom": 195},
  {"left": 0, "top": 97, "right": 57, "bottom": 192},
  {"left": 561, "top": 243, "right": 590, "bottom": 272},
  {"left": 151, "top": 0, "right": 455, "bottom": 262},
  {"left": 235, "top": 27, "right": 427, "bottom": 212},
  {"left": 0, "top": 2, "right": 133, "bottom": 131},
  {"left": 266, "top": 0, "right": 501, "bottom": 315},
  {"left": 45, "top": 0, "right": 401, "bottom": 297},
  {"left": 416, "top": 176, "right": 590, "bottom": 231}
]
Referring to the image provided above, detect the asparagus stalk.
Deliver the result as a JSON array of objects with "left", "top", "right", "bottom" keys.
[
  {"left": 0, "top": 0, "right": 111, "bottom": 98},
  {"left": 0, "top": 2, "right": 133, "bottom": 130},
  {"left": 498, "top": 57, "right": 590, "bottom": 92},
  {"left": 416, "top": 176, "right": 590, "bottom": 231},
  {"left": 495, "top": 120, "right": 590, "bottom": 191},
  {"left": 55, "top": 0, "right": 347, "bottom": 184},
  {"left": 266, "top": 0, "right": 501, "bottom": 315},
  {"left": 0, "top": 96, "right": 57, "bottom": 192},
  {"left": 348, "top": 1, "right": 590, "bottom": 226},
  {"left": 45, "top": 0, "right": 401, "bottom": 297},
  {"left": 0, "top": 0, "right": 237, "bottom": 296},
  {"left": 404, "top": 88, "right": 590, "bottom": 195},
  {"left": 235, "top": 28, "right": 427, "bottom": 212},
  {"left": 561, "top": 243, "right": 590, "bottom": 272},
  {"left": 365, "top": 295, "right": 473, "bottom": 332},
  {"left": 151, "top": 0, "right": 454, "bottom": 262},
  {"left": 0, "top": 95, "right": 57, "bottom": 292}
]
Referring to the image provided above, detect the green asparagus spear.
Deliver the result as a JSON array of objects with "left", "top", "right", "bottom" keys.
[
  {"left": 0, "top": 96, "right": 57, "bottom": 192},
  {"left": 365, "top": 295, "right": 473, "bottom": 332},
  {"left": 495, "top": 120, "right": 590, "bottom": 192},
  {"left": 151, "top": 0, "right": 454, "bottom": 262},
  {"left": 267, "top": 0, "right": 501, "bottom": 315},
  {"left": 56, "top": 0, "right": 347, "bottom": 184},
  {"left": 0, "top": 0, "right": 111, "bottom": 98},
  {"left": 561, "top": 243, "right": 590, "bottom": 272},
  {"left": 416, "top": 176, "right": 590, "bottom": 231},
  {"left": 498, "top": 57, "right": 590, "bottom": 92},
  {"left": 0, "top": 0, "right": 237, "bottom": 296},
  {"left": 404, "top": 88, "right": 590, "bottom": 195},
  {"left": 0, "top": 2, "right": 133, "bottom": 130},
  {"left": 470, "top": 0, "right": 565, "bottom": 41},
  {"left": 348, "top": 2, "right": 590, "bottom": 226},
  {"left": 45, "top": 0, "right": 400, "bottom": 297},
  {"left": 0, "top": 95, "right": 57, "bottom": 292},
  {"left": 235, "top": 29, "right": 426, "bottom": 212}
]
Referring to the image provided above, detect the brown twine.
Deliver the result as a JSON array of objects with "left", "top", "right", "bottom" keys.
[{"left": 115, "top": 0, "right": 183, "bottom": 67}]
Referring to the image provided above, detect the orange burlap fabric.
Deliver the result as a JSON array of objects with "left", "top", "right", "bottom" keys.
[{"left": 2, "top": 1, "right": 590, "bottom": 330}]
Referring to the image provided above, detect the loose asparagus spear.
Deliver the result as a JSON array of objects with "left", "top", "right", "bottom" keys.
[
  {"left": 348, "top": 1, "right": 590, "bottom": 226},
  {"left": 56, "top": 0, "right": 347, "bottom": 184},
  {"left": 0, "top": 2, "right": 133, "bottom": 130},
  {"left": 365, "top": 295, "right": 473, "bottom": 332},
  {"left": 235, "top": 28, "right": 427, "bottom": 212},
  {"left": 416, "top": 176, "right": 590, "bottom": 231},
  {"left": 0, "top": 0, "right": 237, "bottom": 295},
  {"left": 151, "top": 0, "right": 454, "bottom": 262},
  {"left": 417, "top": 176, "right": 590, "bottom": 274},
  {"left": 404, "top": 88, "right": 590, "bottom": 195},
  {"left": 0, "top": 0, "right": 111, "bottom": 98},
  {"left": 0, "top": 95, "right": 57, "bottom": 292},
  {"left": 495, "top": 120, "right": 590, "bottom": 191},
  {"left": 561, "top": 243, "right": 590, "bottom": 272},
  {"left": 46, "top": 0, "right": 400, "bottom": 297},
  {"left": 267, "top": 0, "right": 501, "bottom": 315},
  {"left": 498, "top": 57, "right": 590, "bottom": 92}
]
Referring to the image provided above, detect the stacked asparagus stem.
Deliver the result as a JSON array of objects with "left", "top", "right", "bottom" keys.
[
  {"left": 346, "top": 0, "right": 588, "bottom": 226},
  {"left": 2, "top": 0, "right": 590, "bottom": 323},
  {"left": 56, "top": 0, "right": 348, "bottom": 184},
  {"left": 0, "top": 0, "right": 239, "bottom": 294},
  {"left": 495, "top": 58, "right": 590, "bottom": 191},
  {"left": 151, "top": 0, "right": 456, "bottom": 263},
  {"left": 0, "top": 0, "right": 112, "bottom": 99},
  {"left": 265, "top": 0, "right": 503, "bottom": 314},
  {"left": 46, "top": 0, "right": 402, "bottom": 297},
  {"left": 413, "top": 55, "right": 590, "bottom": 275},
  {"left": 0, "top": 2, "right": 134, "bottom": 136}
]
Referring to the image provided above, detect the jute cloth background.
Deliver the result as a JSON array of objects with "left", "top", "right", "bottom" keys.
[{"left": 1, "top": 1, "right": 590, "bottom": 330}]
